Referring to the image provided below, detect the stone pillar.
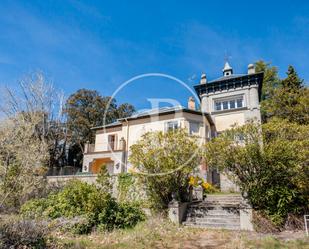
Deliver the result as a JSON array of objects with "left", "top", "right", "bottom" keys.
[
  {"left": 193, "top": 185, "right": 204, "bottom": 201},
  {"left": 201, "top": 96, "right": 209, "bottom": 113},
  {"left": 168, "top": 200, "right": 188, "bottom": 224},
  {"left": 247, "top": 86, "right": 261, "bottom": 123},
  {"left": 240, "top": 198, "right": 254, "bottom": 231},
  {"left": 249, "top": 86, "right": 259, "bottom": 111},
  {"left": 84, "top": 142, "right": 89, "bottom": 153}
]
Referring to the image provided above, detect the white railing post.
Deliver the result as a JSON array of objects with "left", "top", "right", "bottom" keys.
[{"left": 305, "top": 215, "right": 309, "bottom": 236}]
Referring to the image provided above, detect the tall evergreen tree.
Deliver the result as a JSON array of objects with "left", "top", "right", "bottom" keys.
[
  {"left": 255, "top": 60, "right": 280, "bottom": 122},
  {"left": 261, "top": 65, "right": 308, "bottom": 124},
  {"left": 281, "top": 65, "right": 303, "bottom": 90}
]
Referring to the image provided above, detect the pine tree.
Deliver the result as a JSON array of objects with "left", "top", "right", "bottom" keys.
[
  {"left": 281, "top": 65, "right": 303, "bottom": 91},
  {"left": 261, "top": 64, "right": 308, "bottom": 124}
]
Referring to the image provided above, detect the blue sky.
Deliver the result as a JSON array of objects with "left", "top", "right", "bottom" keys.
[{"left": 0, "top": 0, "right": 308, "bottom": 110}]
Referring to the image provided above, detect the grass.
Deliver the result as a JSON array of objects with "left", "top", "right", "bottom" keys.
[
  {"left": 246, "top": 236, "right": 309, "bottom": 249},
  {"left": 52, "top": 216, "right": 309, "bottom": 249}
]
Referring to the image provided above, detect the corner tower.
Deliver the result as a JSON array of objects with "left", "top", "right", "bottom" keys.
[{"left": 194, "top": 63, "right": 264, "bottom": 132}]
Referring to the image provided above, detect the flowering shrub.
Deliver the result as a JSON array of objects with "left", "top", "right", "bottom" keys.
[
  {"left": 202, "top": 182, "right": 218, "bottom": 193},
  {"left": 188, "top": 176, "right": 200, "bottom": 187},
  {"left": 188, "top": 176, "right": 219, "bottom": 194}
]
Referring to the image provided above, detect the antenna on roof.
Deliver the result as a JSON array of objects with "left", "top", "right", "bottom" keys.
[
  {"left": 224, "top": 50, "right": 232, "bottom": 64},
  {"left": 223, "top": 50, "right": 233, "bottom": 76}
]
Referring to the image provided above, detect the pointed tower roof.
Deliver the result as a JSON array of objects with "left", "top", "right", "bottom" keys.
[
  {"left": 223, "top": 61, "right": 232, "bottom": 71},
  {"left": 222, "top": 61, "right": 233, "bottom": 76}
]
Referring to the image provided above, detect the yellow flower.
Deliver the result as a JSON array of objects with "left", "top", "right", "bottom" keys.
[
  {"left": 188, "top": 176, "right": 199, "bottom": 187},
  {"left": 202, "top": 182, "right": 212, "bottom": 190}
]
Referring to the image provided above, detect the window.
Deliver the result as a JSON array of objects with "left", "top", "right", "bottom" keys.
[
  {"left": 189, "top": 122, "right": 200, "bottom": 135},
  {"left": 215, "top": 102, "right": 222, "bottom": 111},
  {"left": 108, "top": 134, "right": 117, "bottom": 150},
  {"left": 229, "top": 99, "right": 235, "bottom": 109},
  {"left": 214, "top": 96, "right": 244, "bottom": 111},
  {"left": 166, "top": 121, "right": 179, "bottom": 131},
  {"left": 236, "top": 98, "right": 243, "bottom": 108}
]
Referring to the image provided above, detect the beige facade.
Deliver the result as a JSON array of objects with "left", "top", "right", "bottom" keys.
[
  {"left": 82, "top": 62, "right": 264, "bottom": 191},
  {"left": 83, "top": 108, "right": 214, "bottom": 174},
  {"left": 201, "top": 85, "right": 260, "bottom": 132}
]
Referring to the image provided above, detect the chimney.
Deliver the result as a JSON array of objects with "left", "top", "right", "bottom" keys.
[
  {"left": 248, "top": 64, "right": 255, "bottom": 74},
  {"left": 188, "top": 96, "right": 196, "bottom": 110},
  {"left": 200, "top": 73, "right": 207, "bottom": 84}
]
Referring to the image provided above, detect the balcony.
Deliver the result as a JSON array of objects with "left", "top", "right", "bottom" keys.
[{"left": 84, "top": 139, "right": 125, "bottom": 154}]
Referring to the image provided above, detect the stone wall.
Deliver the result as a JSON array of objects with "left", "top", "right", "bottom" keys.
[
  {"left": 47, "top": 174, "right": 98, "bottom": 185},
  {"left": 46, "top": 174, "right": 146, "bottom": 202}
]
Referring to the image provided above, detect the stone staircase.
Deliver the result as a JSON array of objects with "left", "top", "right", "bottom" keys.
[{"left": 183, "top": 194, "right": 242, "bottom": 230}]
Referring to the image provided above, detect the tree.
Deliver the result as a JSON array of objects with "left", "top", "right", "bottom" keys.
[
  {"left": 255, "top": 60, "right": 280, "bottom": 122},
  {"left": 204, "top": 119, "right": 309, "bottom": 226},
  {"left": 0, "top": 72, "right": 67, "bottom": 168},
  {"left": 256, "top": 62, "right": 309, "bottom": 125},
  {"left": 129, "top": 129, "right": 201, "bottom": 210},
  {"left": 281, "top": 65, "right": 303, "bottom": 90},
  {"left": 64, "top": 89, "right": 135, "bottom": 166},
  {"left": 261, "top": 65, "right": 308, "bottom": 124},
  {"left": 0, "top": 72, "right": 65, "bottom": 209},
  {"left": 0, "top": 114, "right": 49, "bottom": 210}
]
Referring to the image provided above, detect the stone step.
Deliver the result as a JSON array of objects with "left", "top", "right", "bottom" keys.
[
  {"left": 204, "top": 197, "right": 242, "bottom": 203},
  {"left": 183, "top": 195, "right": 243, "bottom": 231},
  {"left": 186, "top": 217, "right": 240, "bottom": 223},
  {"left": 205, "top": 201, "right": 240, "bottom": 207},
  {"left": 205, "top": 197, "right": 242, "bottom": 200},
  {"left": 189, "top": 203, "right": 240, "bottom": 208},
  {"left": 207, "top": 194, "right": 242, "bottom": 198},
  {"left": 206, "top": 195, "right": 241, "bottom": 198},
  {"left": 187, "top": 207, "right": 239, "bottom": 215},
  {"left": 186, "top": 213, "right": 240, "bottom": 219},
  {"left": 183, "top": 221, "right": 240, "bottom": 230}
]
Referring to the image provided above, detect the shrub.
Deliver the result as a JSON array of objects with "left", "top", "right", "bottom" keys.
[
  {"left": 68, "top": 215, "right": 94, "bottom": 235},
  {"left": 96, "top": 165, "right": 113, "bottom": 193},
  {"left": 205, "top": 119, "right": 309, "bottom": 226},
  {"left": 21, "top": 180, "right": 109, "bottom": 220},
  {"left": 20, "top": 198, "right": 52, "bottom": 218},
  {"left": 0, "top": 217, "right": 50, "bottom": 249},
  {"left": 130, "top": 129, "right": 201, "bottom": 210},
  {"left": 98, "top": 202, "right": 145, "bottom": 231},
  {"left": 20, "top": 180, "right": 145, "bottom": 234}
]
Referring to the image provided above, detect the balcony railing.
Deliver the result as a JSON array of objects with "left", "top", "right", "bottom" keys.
[{"left": 84, "top": 142, "right": 125, "bottom": 154}]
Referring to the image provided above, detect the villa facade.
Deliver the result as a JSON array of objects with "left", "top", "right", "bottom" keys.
[{"left": 82, "top": 62, "right": 264, "bottom": 190}]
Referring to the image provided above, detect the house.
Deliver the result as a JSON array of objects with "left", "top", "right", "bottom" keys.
[
  {"left": 83, "top": 105, "right": 215, "bottom": 174},
  {"left": 82, "top": 62, "right": 263, "bottom": 190}
]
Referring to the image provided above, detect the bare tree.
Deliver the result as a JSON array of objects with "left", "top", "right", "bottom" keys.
[{"left": 0, "top": 72, "right": 66, "bottom": 210}]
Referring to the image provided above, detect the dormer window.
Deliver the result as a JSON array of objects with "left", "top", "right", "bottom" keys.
[{"left": 214, "top": 96, "right": 244, "bottom": 111}]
